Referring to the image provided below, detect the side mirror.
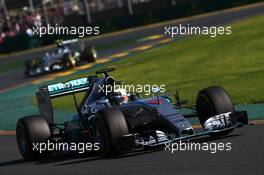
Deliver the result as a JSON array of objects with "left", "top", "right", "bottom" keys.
[
  {"left": 152, "top": 87, "right": 160, "bottom": 93},
  {"left": 152, "top": 87, "right": 161, "bottom": 105}
]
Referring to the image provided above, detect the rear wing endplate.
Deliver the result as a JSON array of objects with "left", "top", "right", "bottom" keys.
[{"left": 36, "top": 77, "right": 91, "bottom": 123}]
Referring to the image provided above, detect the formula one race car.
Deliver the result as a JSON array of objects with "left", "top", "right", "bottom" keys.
[
  {"left": 16, "top": 68, "right": 249, "bottom": 160},
  {"left": 24, "top": 39, "right": 97, "bottom": 76}
]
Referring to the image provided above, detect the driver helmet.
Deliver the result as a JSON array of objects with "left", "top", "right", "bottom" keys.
[{"left": 110, "top": 88, "right": 129, "bottom": 105}]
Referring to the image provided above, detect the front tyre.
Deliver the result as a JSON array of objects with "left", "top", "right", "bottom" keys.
[
  {"left": 93, "top": 108, "right": 130, "bottom": 157},
  {"left": 196, "top": 86, "right": 234, "bottom": 127},
  {"left": 63, "top": 53, "right": 75, "bottom": 69}
]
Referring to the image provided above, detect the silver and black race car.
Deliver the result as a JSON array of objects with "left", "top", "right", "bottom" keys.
[
  {"left": 16, "top": 68, "right": 248, "bottom": 160},
  {"left": 24, "top": 39, "right": 97, "bottom": 76}
]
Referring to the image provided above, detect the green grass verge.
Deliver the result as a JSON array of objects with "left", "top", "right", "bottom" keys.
[{"left": 45, "top": 14, "right": 264, "bottom": 110}]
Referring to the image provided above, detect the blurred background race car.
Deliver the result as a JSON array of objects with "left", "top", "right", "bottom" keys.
[{"left": 24, "top": 39, "right": 97, "bottom": 76}]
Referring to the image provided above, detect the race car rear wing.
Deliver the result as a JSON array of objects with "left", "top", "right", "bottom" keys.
[
  {"left": 46, "top": 77, "right": 90, "bottom": 98},
  {"left": 36, "top": 77, "right": 91, "bottom": 123}
]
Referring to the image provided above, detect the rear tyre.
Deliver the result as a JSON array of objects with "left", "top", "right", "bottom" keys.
[
  {"left": 16, "top": 115, "right": 51, "bottom": 160},
  {"left": 24, "top": 60, "right": 38, "bottom": 76},
  {"left": 93, "top": 108, "right": 130, "bottom": 157},
  {"left": 196, "top": 86, "right": 234, "bottom": 127},
  {"left": 24, "top": 61, "right": 31, "bottom": 76}
]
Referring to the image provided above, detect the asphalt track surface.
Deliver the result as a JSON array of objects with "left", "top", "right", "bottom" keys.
[
  {"left": 0, "top": 2, "right": 264, "bottom": 91},
  {"left": 0, "top": 124, "right": 263, "bottom": 175}
]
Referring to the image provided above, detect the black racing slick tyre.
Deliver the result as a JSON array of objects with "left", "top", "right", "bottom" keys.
[
  {"left": 24, "top": 60, "right": 38, "bottom": 76},
  {"left": 94, "top": 108, "right": 130, "bottom": 157},
  {"left": 24, "top": 61, "right": 31, "bottom": 76},
  {"left": 196, "top": 86, "right": 234, "bottom": 127},
  {"left": 16, "top": 115, "right": 51, "bottom": 160},
  {"left": 83, "top": 46, "right": 97, "bottom": 63},
  {"left": 63, "top": 53, "right": 75, "bottom": 69}
]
